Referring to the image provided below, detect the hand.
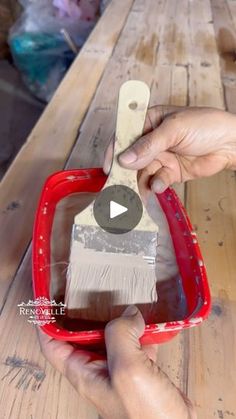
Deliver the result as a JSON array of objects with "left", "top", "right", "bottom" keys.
[
  {"left": 38, "top": 306, "right": 196, "bottom": 419},
  {"left": 118, "top": 106, "right": 236, "bottom": 193}
]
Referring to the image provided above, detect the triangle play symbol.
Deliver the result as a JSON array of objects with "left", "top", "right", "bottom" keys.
[{"left": 110, "top": 200, "right": 128, "bottom": 219}]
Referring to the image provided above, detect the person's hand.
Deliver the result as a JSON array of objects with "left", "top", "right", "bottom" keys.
[
  {"left": 38, "top": 306, "right": 196, "bottom": 419},
  {"left": 118, "top": 106, "right": 236, "bottom": 193}
]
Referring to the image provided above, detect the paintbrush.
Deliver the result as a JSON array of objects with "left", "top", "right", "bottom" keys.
[{"left": 65, "top": 80, "right": 159, "bottom": 323}]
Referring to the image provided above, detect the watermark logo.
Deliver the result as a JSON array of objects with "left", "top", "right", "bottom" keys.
[{"left": 18, "top": 297, "right": 66, "bottom": 326}]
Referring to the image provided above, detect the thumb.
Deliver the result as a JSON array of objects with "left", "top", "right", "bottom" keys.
[
  {"left": 118, "top": 121, "right": 177, "bottom": 170},
  {"left": 150, "top": 166, "right": 178, "bottom": 193},
  {"left": 105, "top": 306, "right": 145, "bottom": 373}
]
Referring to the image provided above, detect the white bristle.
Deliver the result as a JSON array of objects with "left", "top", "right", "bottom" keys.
[{"left": 65, "top": 242, "right": 158, "bottom": 322}]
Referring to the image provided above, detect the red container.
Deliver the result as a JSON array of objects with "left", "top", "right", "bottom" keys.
[{"left": 33, "top": 168, "right": 211, "bottom": 346}]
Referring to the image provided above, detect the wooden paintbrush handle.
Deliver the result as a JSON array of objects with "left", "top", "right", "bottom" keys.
[
  {"left": 103, "top": 80, "right": 158, "bottom": 232},
  {"left": 105, "top": 80, "right": 150, "bottom": 193},
  {"left": 75, "top": 80, "right": 158, "bottom": 233}
]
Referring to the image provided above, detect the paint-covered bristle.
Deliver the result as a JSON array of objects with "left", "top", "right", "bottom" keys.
[
  {"left": 66, "top": 243, "right": 158, "bottom": 322},
  {"left": 65, "top": 227, "right": 158, "bottom": 322}
]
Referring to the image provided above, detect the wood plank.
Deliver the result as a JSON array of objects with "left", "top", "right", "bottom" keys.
[
  {"left": 189, "top": 0, "right": 224, "bottom": 108},
  {"left": 157, "top": 0, "right": 190, "bottom": 67},
  {"left": 0, "top": 0, "right": 134, "bottom": 310},
  {"left": 186, "top": 173, "right": 236, "bottom": 299},
  {"left": 0, "top": 1, "right": 191, "bottom": 417},
  {"left": 158, "top": 330, "right": 189, "bottom": 394},
  {"left": 187, "top": 296, "right": 236, "bottom": 419},
  {"left": 150, "top": 0, "right": 190, "bottom": 203},
  {"left": 186, "top": 0, "right": 236, "bottom": 417},
  {"left": 212, "top": 0, "right": 236, "bottom": 78},
  {"left": 187, "top": 174, "right": 236, "bottom": 418},
  {"left": 1, "top": 1, "right": 235, "bottom": 418},
  {"left": 66, "top": 0, "right": 164, "bottom": 169},
  {"left": 227, "top": 0, "right": 236, "bottom": 32},
  {"left": 0, "top": 248, "right": 98, "bottom": 419},
  {"left": 211, "top": 0, "right": 236, "bottom": 113}
]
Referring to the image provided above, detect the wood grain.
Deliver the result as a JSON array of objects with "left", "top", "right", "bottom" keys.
[
  {"left": 186, "top": 1, "right": 236, "bottom": 417},
  {"left": 0, "top": 248, "right": 98, "bottom": 419},
  {"left": 0, "top": 0, "right": 236, "bottom": 418},
  {"left": 0, "top": 0, "right": 134, "bottom": 310},
  {"left": 211, "top": 0, "right": 236, "bottom": 113}
]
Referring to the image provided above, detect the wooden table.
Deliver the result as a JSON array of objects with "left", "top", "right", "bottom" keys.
[{"left": 0, "top": 0, "right": 235, "bottom": 417}]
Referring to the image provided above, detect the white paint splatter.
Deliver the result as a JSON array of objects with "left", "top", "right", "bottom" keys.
[{"left": 189, "top": 317, "right": 202, "bottom": 324}]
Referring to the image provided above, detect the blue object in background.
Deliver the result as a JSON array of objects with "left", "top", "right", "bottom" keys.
[{"left": 10, "top": 32, "right": 74, "bottom": 102}]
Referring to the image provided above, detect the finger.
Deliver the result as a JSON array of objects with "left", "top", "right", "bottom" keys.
[
  {"left": 118, "top": 121, "right": 178, "bottom": 170},
  {"left": 119, "top": 105, "right": 186, "bottom": 169},
  {"left": 150, "top": 167, "right": 177, "bottom": 193},
  {"left": 37, "top": 326, "right": 75, "bottom": 374},
  {"left": 137, "top": 160, "right": 163, "bottom": 201},
  {"left": 149, "top": 151, "right": 183, "bottom": 193},
  {"left": 37, "top": 327, "right": 111, "bottom": 407},
  {"left": 108, "top": 106, "right": 184, "bottom": 171},
  {"left": 105, "top": 305, "right": 147, "bottom": 373},
  {"left": 150, "top": 153, "right": 229, "bottom": 193},
  {"left": 37, "top": 327, "right": 105, "bottom": 374},
  {"left": 143, "top": 105, "right": 185, "bottom": 134},
  {"left": 138, "top": 150, "right": 183, "bottom": 194},
  {"left": 118, "top": 131, "right": 166, "bottom": 169}
]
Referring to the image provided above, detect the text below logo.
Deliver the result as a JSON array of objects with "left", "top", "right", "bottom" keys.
[{"left": 18, "top": 297, "right": 66, "bottom": 326}]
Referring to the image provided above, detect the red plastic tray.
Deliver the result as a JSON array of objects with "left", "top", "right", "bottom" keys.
[{"left": 32, "top": 168, "right": 211, "bottom": 345}]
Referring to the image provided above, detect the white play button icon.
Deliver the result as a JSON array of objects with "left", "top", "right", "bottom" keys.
[
  {"left": 110, "top": 200, "right": 128, "bottom": 219},
  {"left": 93, "top": 185, "right": 143, "bottom": 234}
]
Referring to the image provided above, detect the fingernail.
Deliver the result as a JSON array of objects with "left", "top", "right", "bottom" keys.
[
  {"left": 119, "top": 150, "right": 137, "bottom": 165},
  {"left": 122, "top": 305, "right": 138, "bottom": 317},
  {"left": 151, "top": 179, "right": 167, "bottom": 194}
]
